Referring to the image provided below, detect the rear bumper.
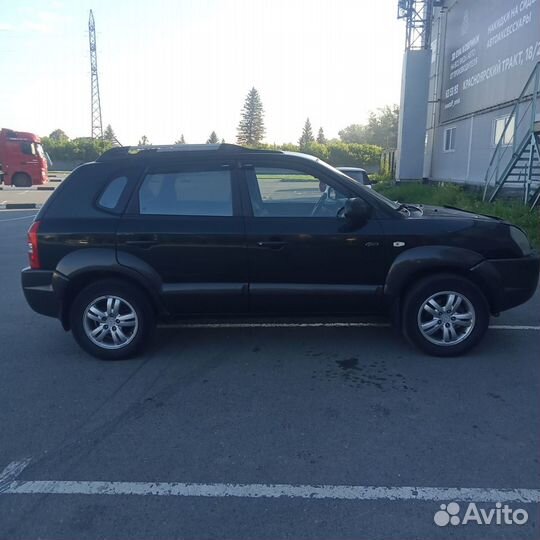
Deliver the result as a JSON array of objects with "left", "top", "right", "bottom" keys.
[
  {"left": 21, "top": 268, "right": 60, "bottom": 318},
  {"left": 471, "top": 252, "right": 540, "bottom": 313}
]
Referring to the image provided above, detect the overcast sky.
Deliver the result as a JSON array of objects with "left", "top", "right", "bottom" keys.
[{"left": 0, "top": 0, "right": 405, "bottom": 144}]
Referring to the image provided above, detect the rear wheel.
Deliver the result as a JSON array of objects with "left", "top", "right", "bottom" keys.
[
  {"left": 402, "top": 274, "right": 489, "bottom": 356},
  {"left": 70, "top": 279, "right": 155, "bottom": 360},
  {"left": 12, "top": 173, "right": 31, "bottom": 187}
]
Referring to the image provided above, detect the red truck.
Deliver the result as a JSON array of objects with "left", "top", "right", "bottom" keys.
[{"left": 0, "top": 128, "right": 48, "bottom": 186}]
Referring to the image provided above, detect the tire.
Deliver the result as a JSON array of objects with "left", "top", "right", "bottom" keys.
[
  {"left": 70, "top": 279, "right": 155, "bottom": 360},
  {"left": 401, "top": 273, "right": 489, "bottom": 357},
  {"left": 12, "top": 173, "right": 31, "bottom": 187}
]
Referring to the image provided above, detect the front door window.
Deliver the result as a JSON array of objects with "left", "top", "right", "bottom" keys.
[{"left": 246, "top": 166, "right": 349, "bottom": 218}]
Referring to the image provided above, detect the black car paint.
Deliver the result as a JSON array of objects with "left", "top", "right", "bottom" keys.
[{"left": 21, "top": 148, "right": 540, "bottom": 329}]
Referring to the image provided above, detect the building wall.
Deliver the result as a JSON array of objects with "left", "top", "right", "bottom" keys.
[{"left": 422, "top": 0, "right": 540, "bottom": 185}]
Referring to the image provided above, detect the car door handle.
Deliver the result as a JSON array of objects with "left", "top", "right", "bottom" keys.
[{"left": 256, "top": 240, "right": 286, "bottom": 250}]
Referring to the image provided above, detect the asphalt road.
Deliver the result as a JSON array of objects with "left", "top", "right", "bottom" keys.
[{"left": 0, "top": 209, "right": 539, "bottom": 540}]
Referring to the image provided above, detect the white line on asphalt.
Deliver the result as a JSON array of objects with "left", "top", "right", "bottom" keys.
[
  {"left": 1, "top": 460, "right": 539, "bottom": 503},
  {"left": 3, "top": 479, "right": 540, "bottom": 503},
  {"left": 489, "top": 325, "right": 540, "bottom": 330},
  {"left": 0, "top": 213, "right": 37, "bottom": 222},
  {"left": 160, "top": 322, "right": 390, "bottom": 329},
  {"left": 159, "top": 322, "right": 540, "bottom": 331},
  {"left": 0, "top": 459, "right": 32, "bottom": 491}
]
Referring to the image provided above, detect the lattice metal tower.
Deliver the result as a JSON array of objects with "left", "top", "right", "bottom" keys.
[
  {"left": 397, "top": 0, "right": 435, "bottom": 50},
  {"left": 89, "top": 10, "right": 103, "bottom": 139}
]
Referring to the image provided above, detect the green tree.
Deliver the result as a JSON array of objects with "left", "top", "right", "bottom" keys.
[
  {"left": 48, "top": 129, "right": 69, "bottom": 141},
  {"left": 339, "top": 105, "right": 399, "bottom": 148},
  {"left": 174, "top": 134, "right": 186, "bottom": 144},
  {"left": 138, "top": 135, "right": 150, "bottom": 145},
  {"left": 206, "top": 131, "right": 219, "bottom": 144},
  {"left": 103, "top": 124, "right": 117, "bottom": 144},
  {"left": 365, "top": 105, "right": 399, "bottom": 148},
  {"left": 298, "top": 118, "right": 314, "bottom": 148},
  {"left": 338, "top": 124, "right": 368, "bottom": 144},
  {"left": 316, "top": 127, "right": 326, "bottom": 144},
  {"left": 237, "top": 87, "right": 265, "bottom": 146}
]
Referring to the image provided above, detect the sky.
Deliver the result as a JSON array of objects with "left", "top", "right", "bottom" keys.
[{"left": 0, "top": 0, "right": 405, "bottom": 145}]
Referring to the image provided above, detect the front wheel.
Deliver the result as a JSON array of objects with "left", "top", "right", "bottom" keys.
[
  {"left": 402, "top": 274, "right": 489, "bottom": 357},
  {"left": 12, "top": 173, "right": 31, "bottom": 187},
  {"left": 70, "top": 279, "right": 155, "bottom": 360}
]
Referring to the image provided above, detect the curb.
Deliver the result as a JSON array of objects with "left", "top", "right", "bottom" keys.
[
  {"left": 0, "top": 203, "right": 43, "bottom": 210},
  {"left": 37, "top": 186, "right": 55, "bottom": 191}
]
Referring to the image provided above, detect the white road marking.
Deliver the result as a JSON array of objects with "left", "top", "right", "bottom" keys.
[
  {"left": 0, "top": 213, "right": 37, "bottom": 222},
  {"left": 0, "top": 459, "right": 32, "bottom": 491},
  {"left": 489, "top": 325, "right": 540, "bottom": 330},
  {"left": 160, "top": 322, "right": 540, "bottom": 331},
  {"left": 2, "top": 478, "right": 540, "bottom": 503},
  {"left": 160, "top": 322, "right": 390, "bottom": 329}
]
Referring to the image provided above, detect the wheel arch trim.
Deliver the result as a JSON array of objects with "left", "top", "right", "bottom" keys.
[
  {"left": 384, "top": 246, "right": 502, "bottom": 314},
  {"left": 52, "top": 248, "right": 165, "bottom": 329}
]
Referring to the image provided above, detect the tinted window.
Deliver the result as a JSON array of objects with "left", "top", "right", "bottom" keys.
[
  {"left": 139, "top": 170, "right": 233, "bottom": 216},
  {"left": 21, "top": 142, "right": 35, "bottom": 155},
  {"left": 98, "top": 176, "right": 128, "bottom": 210},
  {"left": 344, "top": 170, "right": 369, "bottom": 185},
  {"left": 246, "top": 166, "right": 348, "bottom": 218}
]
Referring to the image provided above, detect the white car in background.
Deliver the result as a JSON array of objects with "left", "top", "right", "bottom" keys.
[{"left": 337, "top": 166, "right": 372, "bottom": 188}]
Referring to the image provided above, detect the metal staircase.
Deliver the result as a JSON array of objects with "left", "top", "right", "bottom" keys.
[{"left": 483, "top": 62, "right": 540, "bottom": 208}]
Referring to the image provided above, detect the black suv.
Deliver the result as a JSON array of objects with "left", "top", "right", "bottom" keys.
[{"left": 22, "top": 144, "right": 539, "bottom": 359}]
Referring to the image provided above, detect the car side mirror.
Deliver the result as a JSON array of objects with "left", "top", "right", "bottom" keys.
[{"left": 344, "top": 198, "right": 372, "bottom": 226}]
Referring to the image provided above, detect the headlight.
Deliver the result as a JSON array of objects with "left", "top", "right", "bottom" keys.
[{"left": 509, "top": 226, "right": 532, "bottom": 255}]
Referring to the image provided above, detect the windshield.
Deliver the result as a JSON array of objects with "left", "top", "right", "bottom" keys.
[{"left": 34, "top": 143, "right": 46, "bottom": 160}]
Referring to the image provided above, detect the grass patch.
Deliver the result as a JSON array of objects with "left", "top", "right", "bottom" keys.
[{"left": 375, "top": 182, "right": 540, "bottom": 248}]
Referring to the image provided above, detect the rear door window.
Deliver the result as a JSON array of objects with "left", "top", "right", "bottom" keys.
[{"left": 138, "top": 169, "right": 233, "bottom": 216}]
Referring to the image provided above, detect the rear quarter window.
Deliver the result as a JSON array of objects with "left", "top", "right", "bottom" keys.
[
  {"left": 97, "top": 176, "right": 128, "bottom": 211},
  {"left": 42, "top": 164, "right": 138, "bottom": 219}
]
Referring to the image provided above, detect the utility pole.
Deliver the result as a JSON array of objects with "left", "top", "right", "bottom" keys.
[{"left": 89, "top": 10, "right": 103, "bottom": 139}]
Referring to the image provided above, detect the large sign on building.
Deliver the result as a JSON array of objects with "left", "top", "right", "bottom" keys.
[{"left": 441, "top": 0, "right": 540, "bottom": 122}]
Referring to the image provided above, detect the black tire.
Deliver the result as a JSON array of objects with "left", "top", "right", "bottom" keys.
[
  {"left": 12, "top": 173, "right": 31, "bottom": 187},
  {"left": 70, "top": 279, "right": 155, "bottom": 360},
  {"left": 402, "top": 273, "right": 489, "bottom": 357}
]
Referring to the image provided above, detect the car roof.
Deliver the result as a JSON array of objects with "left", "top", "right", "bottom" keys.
[
  {"left": 336, "top": 166, "right": 366, "bottom": 173},
  {"left": 96, "top": 143, "right": 283, "bottom": 162}
]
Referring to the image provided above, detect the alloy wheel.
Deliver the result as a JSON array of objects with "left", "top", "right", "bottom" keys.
[
  {"left": 83, "top": 295, "right": 139, "bottom": 349},
  {"left": 417, "top": 290, "right": 476, "bottom": 346}
]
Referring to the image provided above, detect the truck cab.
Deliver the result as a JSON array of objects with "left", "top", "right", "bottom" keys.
[{"left": 0, "top": 128, "right": 49, "bottom": 186}]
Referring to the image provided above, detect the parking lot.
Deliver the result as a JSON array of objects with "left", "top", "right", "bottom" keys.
[{"left": 0, "top": 208, "right": 539, "bottom": 539}]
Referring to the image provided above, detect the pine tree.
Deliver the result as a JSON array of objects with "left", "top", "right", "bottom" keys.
[
  {"left": 206, "top": 131, "right": 219, "bottom": 144},
  {"left": 237, "top": 87, "right": 265, "bottom": 146},
  {"left": 298, "top": 118, "right": 315, "bottom": 148},
  {"left": 174, "top": 134, "right": 185, "bottom": 144},
  {"left": 138, "top": 135, "right": 150, "bottom": 145},
  {"left": 103, "top": 124, "right": 120, "bottom": 145},
  {"left": 316, "top": 127, "right": 326, "bottom": 144}
]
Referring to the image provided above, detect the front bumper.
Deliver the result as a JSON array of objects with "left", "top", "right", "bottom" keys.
[
  {"left": 21, "top": 268, "right": 60, "bottom": 318},
  {"left": 471, "top": 252, "right": 540, "bottom": 313}
]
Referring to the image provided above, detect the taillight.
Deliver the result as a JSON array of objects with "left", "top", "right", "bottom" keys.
[{"left": 27, "top": 221, "right": 41, "bottom": 269}]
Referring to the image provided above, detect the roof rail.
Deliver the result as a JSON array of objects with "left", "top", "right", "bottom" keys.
[{"left": 96, "top": 143, "right": 281, "bottom": 162}]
